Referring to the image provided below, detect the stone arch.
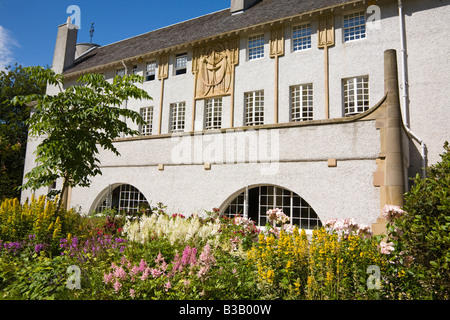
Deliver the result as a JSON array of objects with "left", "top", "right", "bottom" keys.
[
  {"left": 219, "top": 183, "right": 322, "bottom": 230},
  {"left": 90, "top": 183, "right": 150, "bottom": 214}
]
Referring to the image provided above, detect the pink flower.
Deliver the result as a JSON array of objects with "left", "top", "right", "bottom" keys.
[
  {"left": 138, "top": 259, "right": 148, "bottom": 272},
  {"left": 130, "top": 265, "right": 140, "bottom": 277},
  {"left": 141, "top": 267, "right": 151, "bottom": 281},
  {"left": 129, "top": 289, "right": 136, "bottom": 298},
  {"left": 103, "top": 272, "right": 113, "bottom": 284},
  {"left": 199, "top": 244, "right": 216, "bottom": 267},
  {"left": 113, "top": 280, "right": 122, "bottom": 292},
  {"left": 164, "top": 280, "right": 171, "bottom": 292},
  {"left": 382, "top": 205, "right": 405, "bottom": 223},
  {"left": 113, "top": 267, "right": 127, "bottom": 280},
  {"left": 151, "top": 268, "right": 163, "bottom": 278},
  {"left": 155, "top": 252, "right": 164, "bottom": 265},
  {"left": 181, "top": 245, "right": 197, "bottom": 267}
]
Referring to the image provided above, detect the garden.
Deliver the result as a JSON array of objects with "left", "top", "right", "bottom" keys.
[{"left": 0, "top": 139, "right": 448, "bottom": 301}]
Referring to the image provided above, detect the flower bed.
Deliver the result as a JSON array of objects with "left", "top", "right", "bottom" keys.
[{"left": 0, "top": 196, "right": 446, "bottom": 300}]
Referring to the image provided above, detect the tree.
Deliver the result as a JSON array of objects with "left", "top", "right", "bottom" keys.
[
  {"left": 11, "top": 66, "right": 152, "bottom": 212},
  {"left": 0, "top": 64, "right": 47, "bottom": 199}
]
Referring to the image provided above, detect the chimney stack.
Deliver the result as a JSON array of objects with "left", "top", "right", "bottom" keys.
[
  {"left": 51, "top": 17, "right": 78, "bottom": 74},
  {"left": 231, "top": 0, "right": 261, "bottom": 14}
]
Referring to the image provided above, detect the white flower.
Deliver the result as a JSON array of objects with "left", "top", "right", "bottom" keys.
[{"left": 379, "top": 241, "right": 395, "bottom": 254}]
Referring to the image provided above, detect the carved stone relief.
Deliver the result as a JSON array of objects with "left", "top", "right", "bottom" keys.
[{"left": 192, "top": 38, "right": 239, "bottom": 99}]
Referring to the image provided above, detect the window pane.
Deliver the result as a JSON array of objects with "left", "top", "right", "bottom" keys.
[
  {"left": 293, "top": 24, "right": 312, "bottom": 51},
  {"left": 343, "top": 12, "right": 366, "bottom": 42},
  {"left": 248, "top": 34, "right": 265, "bottom": 60}
]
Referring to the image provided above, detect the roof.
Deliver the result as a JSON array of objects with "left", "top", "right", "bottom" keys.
[{"left": 64, "top": 0, "right": 359, "bottom": 76}]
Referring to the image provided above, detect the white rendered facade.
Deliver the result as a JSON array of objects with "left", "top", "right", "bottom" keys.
[{"left": 22, "top": 0, "right": 450, "bottom": 232}]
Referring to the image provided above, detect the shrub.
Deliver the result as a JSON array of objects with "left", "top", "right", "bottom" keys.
[
  {"left": 247, "top": 222, "right": 387, "bottom": 300},
  {"left": 0, "top": 196, "right": 81, "bottom": 252},
  {"left": 384, "top": 141, "right": 450, "bottom": 299}
]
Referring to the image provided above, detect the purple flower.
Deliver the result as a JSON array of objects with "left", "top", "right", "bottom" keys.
[{"left": 34, "top": 244, "right": 44, "bottom": 253}]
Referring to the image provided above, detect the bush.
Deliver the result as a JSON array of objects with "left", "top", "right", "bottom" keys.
[
  {"left": 0, "top": 196, "right": 82, "bottom": 253},
  {"left": 247, "top": 221, "right": 387, "bottom": 300},
  {"left": 385, "top": 141, "right": 450, "bottom": 299}
]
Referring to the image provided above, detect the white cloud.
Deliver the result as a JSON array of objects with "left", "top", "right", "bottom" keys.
[{"left": 0, "top": 25, "right": 19, "bottom": 71}]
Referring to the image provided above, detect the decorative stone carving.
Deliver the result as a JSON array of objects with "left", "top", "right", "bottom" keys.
[
  {"left": 158, "top": 53, "right": 169, "bottom": 80},
  {"left": 270, "top": 26, "right": 285, "bottom": 58},
  {"left": 318, "top": 14, "right": 335, "bottom": 48},
  {"left": 192, "top": 38, "right": 239, "bottom": 99}
]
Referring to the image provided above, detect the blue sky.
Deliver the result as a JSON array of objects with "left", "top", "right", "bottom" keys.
[{"left": 0, "top": 0, "right": 231, "bottom": 70}]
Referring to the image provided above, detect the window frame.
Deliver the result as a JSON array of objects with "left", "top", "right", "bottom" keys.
[
  {"left": 145, "top": 60, "right": 157, "bottom": 82},
  {"left": 343, "top": 11, "right": 367, "bottom": 42},
  {"left": 222, "top": 185, "right": 322, "bottom": 231},
  {"left": 290, "top": 83, "right": 313, "bottom": 122},
  {"left": 245, "top": 90, "right": 264, "bottom": 126},
  {"left": 247, "top": 34, "right": 265, "bottom": 61},
  {"left": 292, "top": 23, "right": 312, "bottom": 52},
  {"left": 174, "top": 53, "right": 188, "bottom": 75},
  {"left": 205, "top": 97, "right": 223, "bottom": 130},
  {"left": 342, "top": 76, "right": 369, "bottom": 116},
  {"left": 170, "top": 101, "right": 186, "bottom": 133},
  {"left": 139, "top": 106, "right": 153, "bottom": 136}
]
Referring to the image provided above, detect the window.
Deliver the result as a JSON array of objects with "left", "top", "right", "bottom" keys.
[
  {"left": 205, "top": 98, "right": 222, "bottom": 130},
  {"left": 175, "top": 53, "right": 187, "bottom": 75},
  {"left": 343, "top": 11, "right": 366, "bottom": 42},
  {"left": 291, "top": 84, "right": 313, "bottom": 121},
  {"left": 132, "top": 65, "right": 138, "bottom": 75},
  {"left": 223, "top": 185, "right": 322, "bottom": 230},
  {"left": 248, "top": 34, "right": 265, "bottom": 60},
  {"left": 145, "top": 61, "right": 156, "bottom": 81},
  {"left": 48, "top": 180, "right": 57, "bottom": 200},
  {"left": 293, "top": 24, "right": 312, "bottom": 51},
  {"left": 116, "top": 68, "right": 125, "bottom": 77},
  {"left": 245, "top": 91, "right": 264, "bottom": 126},
  {"left": 95, "top": 184, "right": 149, "bottom": 214},
  {"left": 140, "top": 107, "right": 153, "bottom": 136},
  {"left": 170, "top": 102, "right": 186, "bottom": 133},
  {"left": 343, "top": 76, "right": 369, "bottom": 116}
]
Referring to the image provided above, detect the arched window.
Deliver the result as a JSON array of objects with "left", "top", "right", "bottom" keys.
[
  {"left": 222, "top": 185, "right": 321, "bottom": 230},
  {"left": 95, "top": 184, "right": 149, "bottom": 214}
]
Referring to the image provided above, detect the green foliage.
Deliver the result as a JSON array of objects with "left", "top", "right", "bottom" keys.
[
  {"left": 0, "top": 254, "right": 70, "bottom": 300},
  {"left": 10, "top": 67, "right": 152, "bottom": 210},
  {"left": 0, "top": 64, "right": 47, "bottom": 199},
  {"left": 390, "top": 141, "right": 450, "bottom": 299}
]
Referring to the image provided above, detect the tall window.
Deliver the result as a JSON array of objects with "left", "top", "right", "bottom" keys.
[
  {"left": 245, "top": 90, "right": 264, "bottom": 126},
  {"left": 205, "top": 98, "right": 222, "bottom": 130},
  {"left": 343, "top": 11, "right": 366, "bottom": 42},
  {"left": 223, "top": 185, "right": 322, "bottom": 230},
  {"left": 292, "top": 24, "right": 312, "bottom": 51},
  {"left": 175, "top": 53, "right": 187, "bottom": 75},
  {"left": 291, "top": 84, "right": 313, "bottom": 121},
  {"left": 343, "top": 76, "right": 369, "bottom": 116},
  {"left": 145, "top": 61, "right": 156, "bottom": 81},
  {"left": 248, "top": 34, "right": 265, "bottom": 60},
  {"left": 140, "top": 107, "right": 153, "bottom": 136},
  {"left": 170, "top": 102, "right": 186, "bottom": 133}
]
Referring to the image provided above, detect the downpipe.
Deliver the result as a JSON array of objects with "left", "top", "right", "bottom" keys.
[{"left": 398, "top": 0, "right": 427, "bottom": 178}]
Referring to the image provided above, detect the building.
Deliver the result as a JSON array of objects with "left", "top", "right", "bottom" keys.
[{"left": 22, "top": 0, "right": 450, "bottom": 233}]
